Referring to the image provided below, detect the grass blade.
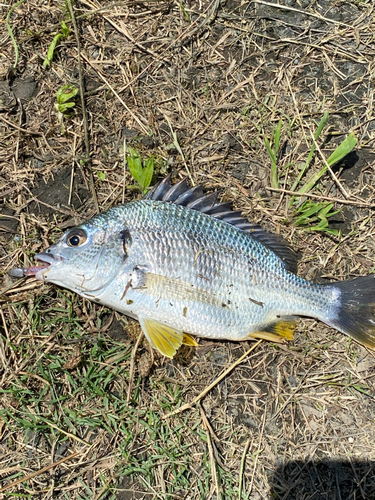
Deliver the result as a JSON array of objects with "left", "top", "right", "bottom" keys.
[
  {"left": 290, "top": 111, "right": 329, "bottom": 193},
  {"left": 326, "top": 133, "right": 357, "bottom": 167},
  {"left": 297, "top": 132, "right": 357, "bottom": 195}
]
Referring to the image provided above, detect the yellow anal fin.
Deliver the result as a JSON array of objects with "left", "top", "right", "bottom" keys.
[
  {"left": 182, "top": 333, "right": 198, "bottom": 347},
  {"left": 139, "top": 318, "right": 184, "bottom": 358},
  {"left": 248, "top": 316, "right": 297, "bottom": 343}
]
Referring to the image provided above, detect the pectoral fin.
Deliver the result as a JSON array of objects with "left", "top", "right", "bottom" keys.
[
  {"left": 248, "top": 316, "right": 297, "bottom": 343},
  {"left": 182, "top": 333, "right": 198, "bottom": 346},
  {"left": 139, "top": 318, "right": 184, "bottom": 358}
]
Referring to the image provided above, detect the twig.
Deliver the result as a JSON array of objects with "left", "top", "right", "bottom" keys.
[
  {"left": 238, "top": 438, "right": 252, "bottom": 500},
  {"left": 200, "top": 405, "right": 220, "bottom": 497},
  {"left": 68, "top": 136, "right": 77, "bottom": 206},
  {"left": 0, "top": 451, "right": 79, "bottom": 494},
  {"left": 0, "top": 308, "right": 9, "bottom": 370},
  {"left": 286, "top": 75, "right": 310, "bottom": 152},
  {"left": 79, "top": 0, "right": 221, "bottom": 95},
  {"left": 0, "top": 115, "right": 43, "bottom": 135},
  {"left": 1, "top": 280, "right": 43, "bottom": 296},
  {"left": 248, "top": 411, "right": 266, "bottom": 497},
  {"left": 162, "top": 340, "right": 262, "bottom": 418},
  {"left": 39, "top": 418, "right": 90, "bottom": 446},
  {"left": 20, "top": 197, "right": 79, "bottom": 216},
  {"left": 66, "top": 0, "right": 99, "bottom": 214},
  {"left": 94, "top": 473, "right": 116, "bottom": 500},
  {"left": 251, "top": 0, "right": 354, "bottom": 29},
  {"left": 266, "top": 187, "right": 375, "bottom": 208},
  {"left": 217, "top": 76, "right": 253, "bottom": 105},
  {"left": 163, "top": 114, "right": 193, "bottom": 184}
]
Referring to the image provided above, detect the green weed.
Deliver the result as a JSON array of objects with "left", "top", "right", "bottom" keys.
[
  {"left": 294, "top": 200, "right": 341, "bottom": 235},
  {"left": 43, "top": 21, "right": 70, "bottom": 69},
  {"left": 126, "top": 146, "right": 154, "bottom": 193},
  {"left": 292, "top": 127, "right": 356, "bottom": 234},
  {"left": 290, "top": 111, "right": 330, "bottom": 193},
  {"left": 296, "top": 131, "right": 357, "bottom": 196},
  {"left": 54, "top": 84, "right": 79, "bottom": 132},
  {"left": 264, "top": 118, "right": 283, "bottom": 189},
  {"left": 266, "top": 113, "right": 357, "bottom": 234},
  {"left": 179, "top": 2, "right": 191, "bottom": 22},
  {"left": 55, "top": 84, "right": 78, "bottom": 116}
]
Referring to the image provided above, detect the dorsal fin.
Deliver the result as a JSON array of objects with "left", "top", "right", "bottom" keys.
[
  {"left": 144, "top": 174, "right": 172, "bottom": 200},
  {"left": 145, "top": 177, "right": 297, "bottom": 272}
]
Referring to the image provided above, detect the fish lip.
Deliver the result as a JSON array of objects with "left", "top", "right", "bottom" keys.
[{"left": 34, "top": 252, "right": 65, "bottom": 265}]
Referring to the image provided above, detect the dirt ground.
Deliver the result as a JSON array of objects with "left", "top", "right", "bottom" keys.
[{"left": 1, "top": 0, "right": 375, "bottom": 499}]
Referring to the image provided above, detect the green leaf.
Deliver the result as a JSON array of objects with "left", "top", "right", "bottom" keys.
[
  {"left": 318, "top": 203, "right": 338, "bottom": 218},
  {"left": 97, "top": 171, "right": 106, "bottom": 181},
  {"left": 264, "top": 137, "right": 276, "bottom": 163},
  {"left": 55, "top": 84, "right": 78, "bottom": 120},
  {"left": 56, "top": 84, "right": 78, "bottom": 105},
  {"left": 314, "top": 111, "right": 329, "bottom": 140},
  {"left": 127, "top": 147, "right": 143, "bottom": 185},
  {"left": 273, "top": 119, "right": 283, "bottom": 155},
  {"left": 310, "top": 225, "right": 339, "bottom": 235},
  {"left": 43, "top": 21, "right": 70, "bottom": 69},
  {"left": 61, "top": 101, "right": 76, "bottom": 110},
  {"left": 351, "top": 384, "right": 371, "bottom": 395},
  {"left": 290, "top": 111, "right": 329, "bottom": 193},
  {"left": 43, "top": 33, "right": 65, "bottom": 68},
  {"left": 126, "top": 148, "right": 154, "bottom": 192},
  {"left": 264, "top": 120, "right": 282, "bottom": 189},
  {"left": 297, "top": 131, "right": 357, "bottom": 195},
  {"left": 327, "top": 133, "right": 357, "bottom": 167},
  {"left": 141, "top": 157, "right": 154, "bottom": 191},
  {"left": 61, "top": 20, "right": 70, "bottom": 37},
  {"left": 294, "top": 199, "right": 341, "bottom": 234}
]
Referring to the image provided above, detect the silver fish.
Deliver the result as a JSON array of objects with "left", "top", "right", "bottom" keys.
[{"left": 16, "top": 177, "right": 375, "bottom": 357}]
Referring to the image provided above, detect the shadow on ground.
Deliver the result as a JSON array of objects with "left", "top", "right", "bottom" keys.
[{"left": 269, "top": 459, "right": 375, "bottom": 500}]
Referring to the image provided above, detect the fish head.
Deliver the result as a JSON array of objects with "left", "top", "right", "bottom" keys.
[{"left": 31, "top": 216, "right": 131, "bottom": 294}]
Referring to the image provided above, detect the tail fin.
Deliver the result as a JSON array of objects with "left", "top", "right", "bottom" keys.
[{"left": 327, "top": 275, "right": 375, "bottom": 348}]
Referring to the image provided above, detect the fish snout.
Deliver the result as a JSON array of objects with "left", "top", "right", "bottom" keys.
[{"left": 20, "top": 252, "right": 64, "bottom": 279}]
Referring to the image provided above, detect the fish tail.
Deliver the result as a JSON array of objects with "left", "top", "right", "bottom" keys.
[{"left": 325, "top": 275, "right": 375, "bottom": 348}]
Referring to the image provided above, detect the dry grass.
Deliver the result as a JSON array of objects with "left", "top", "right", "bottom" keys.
[{"left": 1, "top": 0, "right": 375, "bottom": 498}]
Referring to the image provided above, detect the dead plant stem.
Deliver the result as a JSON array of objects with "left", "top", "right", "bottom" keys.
[
  {"left": 0, "top": 452, "right": 80, "bottom": 494},
  {"left": 66, "top": 0, "right": 99, "bottom": 213},
  {"left": 266, "top": 187, "right": 375, "bottom": 208}
]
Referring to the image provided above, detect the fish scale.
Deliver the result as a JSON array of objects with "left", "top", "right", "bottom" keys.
[{"left": 14, "top": 177, "right": 375, "bottom": 357}]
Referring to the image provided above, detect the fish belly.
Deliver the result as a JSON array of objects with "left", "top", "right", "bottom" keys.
[{"left": 93, "top": 268, "right": 337, "bottom": 341}]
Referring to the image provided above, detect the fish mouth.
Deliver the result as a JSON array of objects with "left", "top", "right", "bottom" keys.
[{"left": 22, "top": 252, "right": 64, "bottom": 278}]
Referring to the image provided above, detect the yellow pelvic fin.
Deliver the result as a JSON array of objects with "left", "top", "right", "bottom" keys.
[
  {"left": 139, "top": 318, "right": 184, "bottom": 358},
  {"left": 247, "top": 331, "right": 287, "bottom": 343},
  {"left": 182, "top": 333, "right": 198, "bottom": 346},
  {"left": 248, "top": 317, "right": 297, "bottom": 343}
]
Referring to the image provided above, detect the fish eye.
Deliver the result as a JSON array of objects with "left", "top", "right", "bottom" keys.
[{"left": 66, "top": 228, "right": 87, "bottom": 247}]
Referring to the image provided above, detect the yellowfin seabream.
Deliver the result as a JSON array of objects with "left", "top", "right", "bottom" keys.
[{"left": 15, "top": 177, "right": 375, "bottom": 357}]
